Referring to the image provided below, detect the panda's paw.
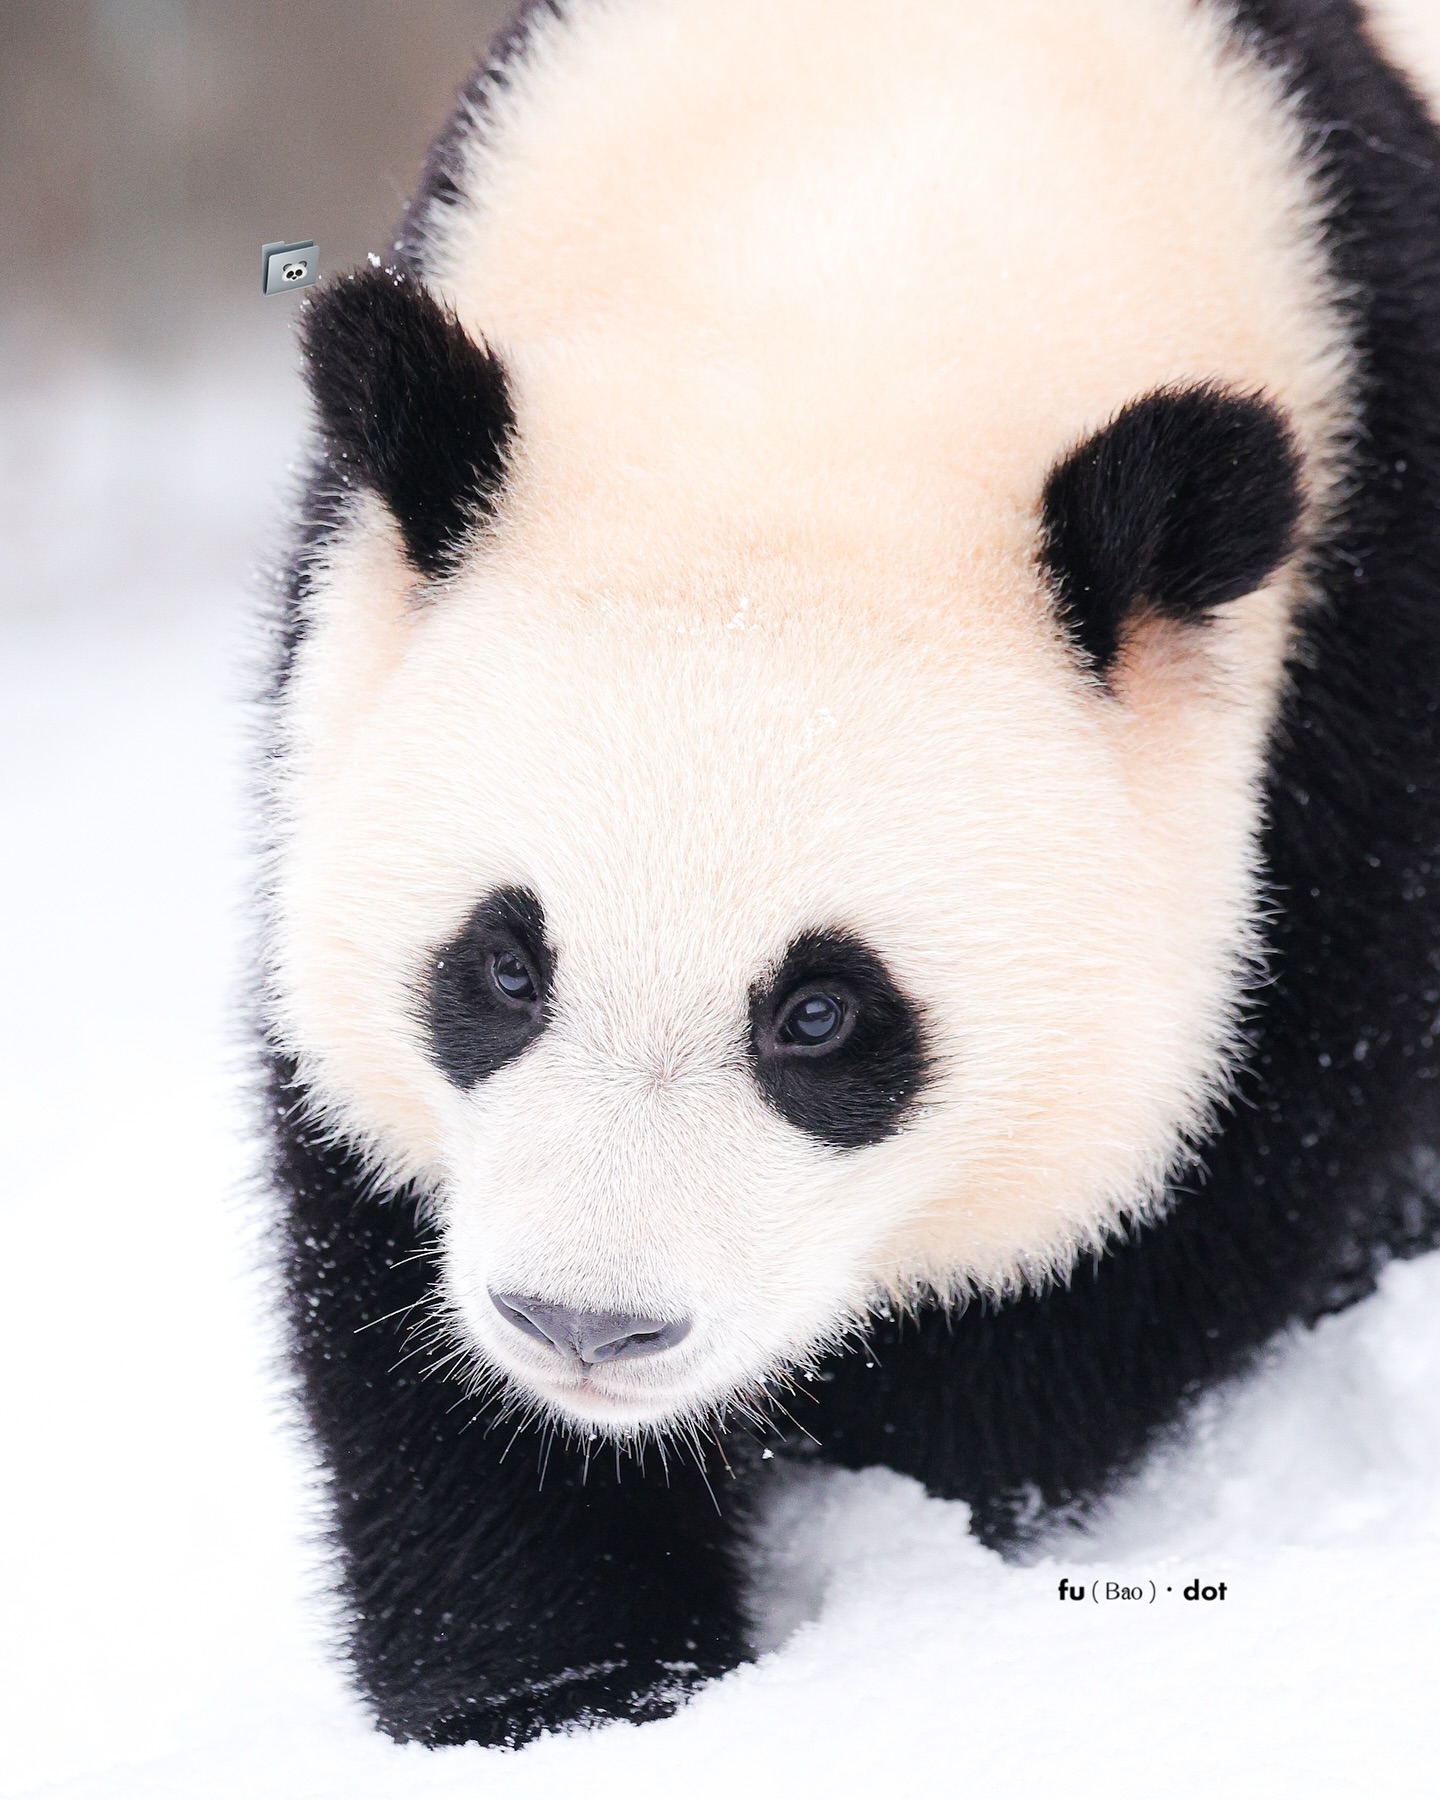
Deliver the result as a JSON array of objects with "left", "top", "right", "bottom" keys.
[{"left": 390, "top": 1654, "right": 722, "bottom": 1750}]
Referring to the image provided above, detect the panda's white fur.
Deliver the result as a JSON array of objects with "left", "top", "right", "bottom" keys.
[{"left": 269, "top": 0, "right": 1359, "bottom": 1435}]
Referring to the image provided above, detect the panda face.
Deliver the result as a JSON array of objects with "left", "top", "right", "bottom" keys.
[
  {"left": 273, "top": 494, "right": 1306, "bottom": 1434},
  {"left": 270, "top": 0, "right": 1360, "bottom": 1435},
  {"left": 425, "top": 876, "right": 930, "bottom": 1428}
]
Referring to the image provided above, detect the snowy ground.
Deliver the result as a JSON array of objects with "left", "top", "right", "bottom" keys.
[{"left": 4, "top": 362, "right": 1440, "bottom": 1800}]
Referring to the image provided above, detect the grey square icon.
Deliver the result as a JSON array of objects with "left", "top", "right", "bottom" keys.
[{"left": 263, "top": 240, "right": 318, "bottom": 295}]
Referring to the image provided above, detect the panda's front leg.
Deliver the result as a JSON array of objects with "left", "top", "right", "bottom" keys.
[
  {"left": 344, "top": 1412, "right": 754, "bottom": 1749},
  {"left": 274, "top": 1092, "right": 753, "bottom": 1748}
]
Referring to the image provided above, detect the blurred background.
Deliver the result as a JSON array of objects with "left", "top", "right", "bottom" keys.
[{"left": 1, "top": 0, "right": 514, "bottom": 625}]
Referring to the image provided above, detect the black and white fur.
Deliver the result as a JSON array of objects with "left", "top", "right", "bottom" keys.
[{"left": 261, "top": 0, "right": 1440, "bottom": 1749}]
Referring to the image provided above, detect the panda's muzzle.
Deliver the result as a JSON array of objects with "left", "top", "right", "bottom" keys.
[{"left": 490, "top": 1292, "right": 692, "bottom": 1364}]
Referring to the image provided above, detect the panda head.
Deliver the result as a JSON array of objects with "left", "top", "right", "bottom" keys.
[{"left": 269, "top": 264, "right": 1313, "bottom": 1439}]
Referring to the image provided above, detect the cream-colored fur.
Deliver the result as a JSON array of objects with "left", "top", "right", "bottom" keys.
[
  {"left": 269, "top": 0, "right": 1358, "bottom": 1434},
  {"left": 1365, "top": 0, "right": 1440, "bottom": 117}
]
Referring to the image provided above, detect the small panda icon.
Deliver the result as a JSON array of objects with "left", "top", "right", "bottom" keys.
[{"left": 262, "top": 239, "right": 317, "bottom": 294}]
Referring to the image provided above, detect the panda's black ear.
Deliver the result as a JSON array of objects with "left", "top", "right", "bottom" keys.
[
  {"left": 300, "top": 267, "right": 514, "bottom": 579},
  {"left": 1038, "top": 384, "right": 1303, "bottom": 677}
]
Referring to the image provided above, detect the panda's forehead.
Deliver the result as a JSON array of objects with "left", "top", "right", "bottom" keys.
[
  {"left": 424, "top": 0, "right": 1349, "bottom": 539},
  {"left": 382, "top": 544, "right": 1078, "bottom": 956}
]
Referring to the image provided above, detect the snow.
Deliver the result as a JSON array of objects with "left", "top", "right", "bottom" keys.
[{"left": 4, "top": 364, "right": 1439, "bottom": 1800}]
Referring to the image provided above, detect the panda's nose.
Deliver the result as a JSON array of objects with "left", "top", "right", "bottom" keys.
[{"left": 490, "top": 1292, "right": 691, "bottom": 1363}]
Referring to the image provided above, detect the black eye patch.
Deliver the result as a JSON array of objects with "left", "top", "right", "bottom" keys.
[
  {"left": 425, "top": 888, "right": 552, "bottom": 1088},
  {"left": 1039, "top": 383, "right": 1304, "bottom": 678},
  {"left": 748, "top": 930, "right": 931, "bottom": 1150}
]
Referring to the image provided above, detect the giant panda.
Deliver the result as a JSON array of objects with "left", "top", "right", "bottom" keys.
[{"left": 263, "top": 0, "right": 1440, "bottom": 1751}]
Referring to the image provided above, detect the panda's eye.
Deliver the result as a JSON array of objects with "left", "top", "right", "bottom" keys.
[
  {"left": 748, "top": 929, "right": 928, "bottom": 1149},
  {"left": 490, "top": 949, "right": 538, "bottom": 1006},
  {"left": 426, "top": 888, "right": 552, "bottom": 1089},
  {"left": 776, "top": 989, "right": 851, "bottom": 1051}
]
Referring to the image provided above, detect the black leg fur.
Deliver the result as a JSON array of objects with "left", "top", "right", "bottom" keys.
[{"left": 268, "top": 1056, "right": 753, "bottom": 1748}]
